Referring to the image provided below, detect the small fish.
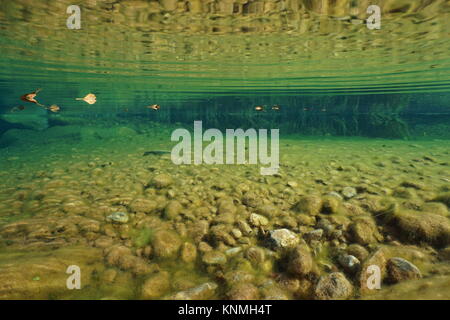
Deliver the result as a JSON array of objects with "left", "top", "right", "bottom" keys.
[
  {"left": 143, "top": 150, "right": 171, "bottom": 156},
  {"left": 20, "top": 88, "right": 44, "bottom": 107},
  {"left": 10, "top": 105, "right": 26, "bottom": 113},
  {"left": 47, "top": 104, "right": 60, "bottom": 113},
  {"left": 272, "top": 105, "right": 281, "bottom": 111},
  {"left": 146, "top": 104, "right": 160, "bottom": 110},
  {"left": 255, "top": 105, "right": 264, "bottom": 111},
  {"left": 76, "top": 93, "right": 97, "bottom": 105}
]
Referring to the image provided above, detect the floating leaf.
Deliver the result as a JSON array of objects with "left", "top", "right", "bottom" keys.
[
  {"left": 76, "top": 93, "right": 97, "bottom": 105},
  {"left": 20, "top": 88, "right": 44, "bottom": 107},
  {"left": 47, "top": 104, "right": 60, "bottom": 113}
]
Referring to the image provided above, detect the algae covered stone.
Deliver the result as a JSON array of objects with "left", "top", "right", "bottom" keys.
[
  {"left": 129, "top": 199, "right": 157, "bottom": 214},
  {"left": 389, "top": 210, "right": 450, "bottom": 247},
  {"left": 164, "top": 200, "right": 183, "bottom": 220},
  {"left": 141, "top": 271, "right": 171, "bottom": 299},
  {"left": 152, "top": 230, "right": 182, "bottom": 258},
  {"left": 165, "top": 282, "right": 218, "bottom": 300},
  {"left": 387, "top": 257, "right": 421, "bottom": 283},
  {"left": 227, "top": 283, "right": 260, "bottom": 300},
  {"left": 287, "top": 245, "right": 313, "bottom": 276},
  {"left": 348, "top": 216, "right": 383, "bottom": 245},
  {"left": 249, "top": 213, "right": 268, "bottom": 227},
  {"left": 294, "top": 195, "right": 322, "bottom": 215},
  {"left": 202, "top": 251, "right": 227, "bottom": 265},
  {"left": 106, "top": 212, "right": 129, "bottom": 224},
  {"left": 181, "top": 242, "right": 198, "bottom": 263},
  {"left": 321, "top": 196, "right": 341, "bottom": 214},
  {"left": 269, "top": 229, "right": 299, "bottom": 249},
  {"left": 338, "top": 254, "right": 361, "bottom": 273},
  {"left": 314, "top": 272, "right": 353, "bottom": 300},
  {"left": 341, "top": 187, "right": 357, "bottom": 199},
  {"left": 152, "top": 174, "right": 174, "bottom": 189}
]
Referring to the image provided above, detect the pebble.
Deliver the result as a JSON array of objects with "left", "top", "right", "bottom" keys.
[
  {"left": 164, "top": 200, "right": 183, "bottom": 220},
  {"left": 304, "top": 229, "right": 323, "bottom": 241},
  {"left": 237, "top": 220, "right": 253, "bottom": 235},
  {"left": 338, "top": 254, "right": 361, "bottom": 273},
  {"left": 165, "top": 282, "right": 218, "bottom": 300},
  {"left": 249, "top": 213, "right": 268, "bottom": 227},
  {"left": 202, "top": 251, "right": 227, "bottom": 265},
  {"left": 227, "top": 283, "right": 260, "bottom": 300},
  {"left": 327, "top": 191, "right": 343, "bottom": 200},
  {"left": 269, "top": 229, "right": 299, "bottom": 248},
  {"left": 341, "top": 187, "right": 357, "bottom": 199},
  {"left": 152, "top": 230, "right": 182, "bottom": 258},
  {"left": 141, "top": 271, "right": 171, "bottom": 299},
  {"left": 231, "top": 228, "right": 242, "bottom": 239},
  {"left": 287, "top": 181, "right": 298, "bottom": 188},
  {"left": 152, "top": 174, "right": 173, "bottom": 189},
  {"left": 314, "top": 272, "right": 353, "bottom": 300},
  {"left": 225, "top": 247, "right": 242, "bottom": 256},
  {"left": 106, "top": 212, "right": 129, "bottom": 224}
]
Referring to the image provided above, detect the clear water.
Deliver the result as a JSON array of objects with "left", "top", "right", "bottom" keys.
[{"left": 0, "top": 0, "right": 449, "bottom": 300}]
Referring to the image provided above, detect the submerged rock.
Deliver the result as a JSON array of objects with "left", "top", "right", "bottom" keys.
[
  {"left": 288, "top": 245, "right": 313, "bottom": 276},
  {"left": 348, "top": 216, "right": 383, "bottom": 245},
  {"left": 245, "top": 247, "right": 265, "bottom": 266},
  {"left": 346, "top": 244, "right": 369, "bottom": 262},
  {"left": 304, "top": 229, "right": 323, "bottom": 241},
  {"left": 105, "top": 245, "right": 151, "bottom": 275},
  {"left": 321, "top": 196, "right": 341, "bottom": 214},
  {"left": 152, "top": 174, "right": 173, "bottom": 189},
  {"left": 314, "top": 272, "right": 353, "bottom": 300},
  {"left": 165, "top": 282, "right": 218, "bottom": 300},
  {"left": 152, "top": 230, "right": 182, "bottom": 258},
  {"left": 181, "top": 242, "right": 197, "bottom": 263},
  {"left": 249, "top": 213, "right": 268, "bottom": 227},
  {"left": 433, "top": 193, "right": 450, "bottom": 208},
  {"left": 202, "top": 251, "right": 227, "bottom": 265},
  {"left": 341, "top": 187, "right": 357, "bottom": 199},
  {"left": 227, "top": 283, "right": 260, "bottom": 300},
  {"left": 387, "top": 257, "right": 421, "bottom": 283},
  {"left": 141, "top": 271, "right": 171, "bottom": 299},
  {"left": 106, "top": 212, "right": 129, "bottom": 224},
  {"left": 388, "top": 210, "right": 450, "bottom": 247},
  {"left": 359, "top": 247, "right": 388, "bottom": 295},
  {"left": 338, "top": 254, "right": 361, "bottom": 273},
  {"left": 129, "top": 199, "right": 157, "bottom": 214},
  {"left": 164, "top": 200, "right": 183, "bottom": 220},
  {"left": 294, "top": 195, "right": 322, "bottom": 215},
  {"left": 269, "top": 229, "right": 299, "bottom": 249}
]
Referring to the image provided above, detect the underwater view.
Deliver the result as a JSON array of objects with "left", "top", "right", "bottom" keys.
[{"left": 0, "top": 0, "right": 450, "bottom": 301}]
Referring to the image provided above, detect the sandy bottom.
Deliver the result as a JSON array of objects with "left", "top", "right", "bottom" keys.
[{"left": 0, "top": 125, "right": 449, "bottom": 300}]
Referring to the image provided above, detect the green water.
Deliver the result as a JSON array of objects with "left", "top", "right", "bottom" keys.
[{"left": 0, "top": 0, "right": 450, "bottom": 300}]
